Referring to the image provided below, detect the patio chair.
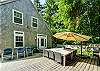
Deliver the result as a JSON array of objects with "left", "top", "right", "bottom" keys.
[
  {"left": 93, "top": 49, "right": 100, "bottom": 65},
  {"left": 54, "top": 52, "right": 62, "bottom": 64},
  {"left": 73, "top": 50, "right": 77, "bottom": 59},
  {"left": 43, "top": 49, "right": 49, "bottom": 58},
  {"left": 93, "top": 48, "right": 99, "bottom": 58},
  {"left": 26, "top": 47, "right": 33, "bottom": 56},
  {"left": 49, "top": 50, "right": 54, "bottom": 59},
  {"left": 1, "top": 48, "right": 13, "bottom": 62},
  {"left": 65, "top": 53, "right": 72, "bottom": 65},
  {"left": 16, "top": 47, "right": 25, "bottom": 59}
]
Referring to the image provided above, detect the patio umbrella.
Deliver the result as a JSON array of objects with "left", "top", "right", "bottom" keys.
[{"left": 53, "top": 32, "right": 92, "bottom": 56}]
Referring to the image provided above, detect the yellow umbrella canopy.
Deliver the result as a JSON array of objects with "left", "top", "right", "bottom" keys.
[
  {"left": 53, "top": 32, "right": 91, "bottom": 42},
  {"left": 53, "top": 32, "right": 92, "bottom": 56}
]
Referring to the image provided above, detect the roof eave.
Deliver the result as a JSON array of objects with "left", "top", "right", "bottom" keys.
[{"left": 0, "top": 0, "right": 17, "bottom": 6}]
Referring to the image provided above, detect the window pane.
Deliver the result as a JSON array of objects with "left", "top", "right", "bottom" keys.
[
  {"left": 38, "top": 38, "right": 39, "bottom": 47},
  {"left": 45, "top": 39, "right": 46, "bottom": 47},
  {"left": 14, "top": 17, "right": 22, "bottom": 24},
  {"left": 15, "top": 31, "right": 24, "bottom": 48},
  {"left": 32, "top": 22, "right": 37, "bottom": 27},
  {"left": 15, "top": 32, "right": 23, "bottom": 34},
  {"left": 19, "top": 14, "right": 22, "bottom": 18},
  {"left": 14, "top": 11, "right": 22, "bottom": 18},
  {"left": 41, "top": 39, "right": 44, "bottom": 46},
  {"left": 16, "top": 36, "right": 23, "bottom": 41},
  {"left": 14, "top": 11, "right": 22, "bottom": 24},
  {"left": 32, "top": 18, "right": 37, "bottom": 27},
  {"left": 16, "top": 36, "right": 19, "bottom": 41},
  {"left": 33, "top": 18, "right": 37, "bottom": 23},
  {"left": 20, "top": 36, "right": 23, "bottom": 41},
  {"left": 16, "top": 42, "right": 23, "bottom": 47}
]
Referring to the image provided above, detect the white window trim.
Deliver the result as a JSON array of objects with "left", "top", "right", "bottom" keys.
[
  {"left": 12, "top": 9, "right": 23, "bottom": 25},
  {"left": 14, "top": 31, "right": 25, "bottom": 48},
  {"left": 31, "top": 16, "right": 38, "bottom": 28},
  {"left": 37, "top": 34, "right": 47, "bottom": 49}
]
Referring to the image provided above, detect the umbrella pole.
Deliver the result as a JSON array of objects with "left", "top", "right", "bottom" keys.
[{"left": 81, "top": 41, "right": 82, "bottom": 56}]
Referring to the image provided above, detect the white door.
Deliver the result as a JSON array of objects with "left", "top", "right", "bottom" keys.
[{"left": 37, "top": 35, "right": 47, "bottom": 49}]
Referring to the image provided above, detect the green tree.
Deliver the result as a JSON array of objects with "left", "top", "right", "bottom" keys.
[
  {"left": 55, "top": 0, "right": 75, "bottom": 32},
  {"left": 43, "top": 0, "right": 100, "bottom": 37},
  {"left": 77, "top": 0, "right": 100, "bottom": 36},
  {"left": 43, "top": 0, "right": 58, "bottom": 33},
  {"left": 43, "top": 0, "right": 86, "bottom": 33},
  {"left": 34, "top": 0, "right": 44, "bottom": 14}
]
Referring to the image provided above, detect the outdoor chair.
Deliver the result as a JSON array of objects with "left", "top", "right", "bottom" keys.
[
  {"left": 73, "top": 50, "right": 77, "bottom": 59},
  {"left": 43, "top": 49, "right": 49, "bottom": 58},
  {"left": 54, "top": 52, "right": 62, "bottom": 64},
  {"left": 93, "top": 49, "right": 100, "bottom": 65},
  {"left": 65, "top": 53, "right": 72, "bottom": 65},
  {"left": 49, "top": 50, "right": 54, "bottom": 59},
  {"left": 26, "top": 47, "right": 33, "bottom": 56},
  {"left": 33, "top": 47, "right": 39, "bottom": 53},
  {"left": 93, "top": 49, "right": 99, "bottom": 57},
  {"left": 16, "top": 47, "right": 25, "bottom": 59},
  {"left": 1, "top": 48, "right": 13, "bottom": 62}
]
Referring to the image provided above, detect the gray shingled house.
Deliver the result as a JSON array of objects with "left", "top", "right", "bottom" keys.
[{"left": 0, "top": 0, "right": 52, "bottom": 54}]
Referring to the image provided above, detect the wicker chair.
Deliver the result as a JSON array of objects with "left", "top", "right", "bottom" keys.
[
  {"left": 49, "top": 50, "right": 54, "bottom": 59},
  {"left": 16, "top": 47, "right": 25, "bottom": 59},
  {"left": 26, "top": 47, "right": 33, "bottom": 56},
  {"left": 73, "top": 50, "right": 77, "bottom": 59},
  {"left": 43, "top": 49, "right": 49, "bottom": 58},
  {"left": 54, "top": 52, "right": 62, "bottom": 64},
  {"left": 65, "top": 53, "right": 72, "bottom": 65},
  {"left": 1, "top": 48, "right": 13, "bottom": 62}
]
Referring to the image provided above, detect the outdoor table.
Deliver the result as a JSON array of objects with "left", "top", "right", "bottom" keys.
[
  {"left": 43, "top": 48, "right": 63, "bottom": 59},
  {"left": 43, "top": 48, "right": 74, "bottom": 66},
  {"left": 55, "top": 49, "right": 74, "bottom": 66}
]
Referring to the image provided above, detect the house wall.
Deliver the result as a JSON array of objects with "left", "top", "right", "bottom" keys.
[
  {"left": 0, "top": 2, "right": 1, "bottom": 42},
  {"left": 0, "top": 0, "right": 52, "bottom": 54}
]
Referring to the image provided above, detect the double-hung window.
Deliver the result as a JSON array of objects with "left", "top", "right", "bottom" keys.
[
  {"left": 31, "top": 17, "right": 38, "bottom": 27},
  {"left": 13, "top": 9, "right": 23, "bottom": 25},
  {"left": 14, "top": 31, "right": 24, "bottom": 48}
]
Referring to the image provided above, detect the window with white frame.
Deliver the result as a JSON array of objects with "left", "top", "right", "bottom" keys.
[
  {"left": 31, "top": 17, "right": 38, "bottom": 27},
  {"left": 13, "top": 10, "right": 23, "bottom": 25},
  {"left": 14, "top": 31, "right": 24, "bottom": 48}
]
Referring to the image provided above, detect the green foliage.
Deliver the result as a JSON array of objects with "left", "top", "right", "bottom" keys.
[
  {"left": 76, "top": 0, "right": 100, "bottom": 36},
  {"left": 43, "top": 0, "right": 100, "bottom": 38},
  {"left": 56, "top": 0, "right": 74, "bottom": 32},
  {"left": 76, "top": 47, "right": 93, "bottom": 57},
  {"left": 43, "top": 0, "right": 58, "bottom": 29},
  {"left": 89, "top": 36, "right": 100, "bottom": 44},
  {"left": 34, "top": 0, "right": 44, "bottom": 14},
  {"left": 43, "top": 0, "right": 76, "bottom": 33}
]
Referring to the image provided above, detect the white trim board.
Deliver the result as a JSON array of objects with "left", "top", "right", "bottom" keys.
[
  {"left": 37, "top": 34, "right": 47, "bottom": 49},
  {"left": 14, "top": 31, "right": 24, "bottom": 48},
  {"left": 31, "top": 16, "right": 38, "bottom": 28},
  {"left": 12, "top": 9, "right": 23, "bottom": 25}
]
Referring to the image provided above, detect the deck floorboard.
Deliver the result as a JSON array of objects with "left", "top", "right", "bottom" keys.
[{"left": 0, "top": 57, "right": 100, "bottom": 71}]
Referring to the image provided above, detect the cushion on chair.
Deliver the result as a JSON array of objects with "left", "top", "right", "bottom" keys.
[
  {"left": 16, "top": 47, "right": 25, "bottom": 58},
  {"left": 49, "top": 50, "right": 54, "bottom": 59},
  {"left": 54, "top": 52, "right": 62, "bottom": 64},
  {"left": 17, "top": 48, "right": 25, "bottom": 53},
  {"left": 27, "top": 48, "right": 33, "bottom": 53},
  {"left": 44, "top": 50, "right": 49, "bottom": 57},
  {"left": 3, "top": 48, "right": 12, "bottom": 55}
]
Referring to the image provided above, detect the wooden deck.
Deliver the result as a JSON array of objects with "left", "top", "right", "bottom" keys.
[{"left": 0, "top": 57, "right": 100, "bottom": 71}]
